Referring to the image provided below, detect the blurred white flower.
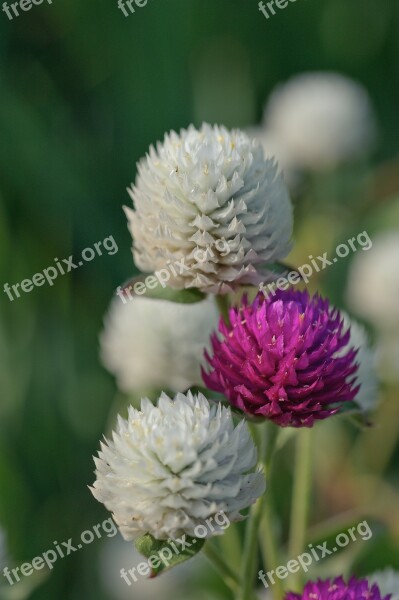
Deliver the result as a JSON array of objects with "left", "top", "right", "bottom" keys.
[
  {"left": 264, "top": 72, "right": 376, "bottom": 170},
  {"left": 125, "top": 123, "right": 293, "bottom": 293},
  {"left": 100, "top": 295, "right": 218, "bottom": 393},
  {"left": 246, "top": 126, "right": 300, "bottom": 190},
  {"left": 340, "top": 313, "right": 378, "bottom": 413},
  {"left": 346, "top": 230, "right": 399, "bottom": 332},
  {"left": 91, "top": 391, "right": 265, "bottom": 541},
  {"left": 367, "top": 568, "right": 399, "bottom": 599}
]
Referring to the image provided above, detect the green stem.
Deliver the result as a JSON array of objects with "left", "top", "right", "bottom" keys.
[
  {"left": 203, "top": 542, "right": 240, "bottom": 594},
  {"left": 237, "top": 423, "right": 279, "bottom": 600},
  {"left": 259, "top": 491, "right": 285, "bottom": 599},
  {"left": 220, "top": 521, "right": 243, "bottom": 572},
  {"left": 287, "top": 428, "right": 313, "bottom": 590},
  {"left": 215, "top": 294, "right": 230, "bottom": 324},
  {"left": 363, "top": 384, "right": 399, "bottom": 474}
]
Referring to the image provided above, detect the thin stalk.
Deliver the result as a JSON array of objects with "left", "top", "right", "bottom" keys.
[
  {"left": 259, "top": 487, "right": 284, "bottom": 599},
  {"left": 203, "top": 542, "right": 240, "bottom": 594},
  {"left": 287, "top": 428, "right": 313, "bottom": 590},
  {"left": 363, "top": 385, "right": 399, "bottom": 474},
  {"left": 237, "top": 423, "right": 279, "bottom": 600},
  {"left": 220, "top": 522, "right": 243, "bottom": 572}
]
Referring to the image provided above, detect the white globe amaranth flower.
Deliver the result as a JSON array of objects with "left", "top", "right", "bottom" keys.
[
  {"left": 367, "top": 568, "right": 399, "bottom": 599},
  {"left": 124, "top": 123, "right": 293, "bottom": 294},
  {"left": 346, "top": 230, "right": 399, "bottom": 332},
  {"left": 100, "top": 295, "right": 219, "bottom": 393},
  {"left": 264, "top": 72, "right": 377, "bottom": 170},
  {"left": 91, "top": 391, "right": 266, "bottom": 541},
  {"left": 340, "top": 313, "right": 379, "bottom": 413}
]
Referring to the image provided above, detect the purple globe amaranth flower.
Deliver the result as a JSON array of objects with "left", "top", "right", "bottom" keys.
[
  {"left": 202, "top": 289, "right": 360, "bottom": 427},
  {"left": 285, "top": 576, "right": 391, "bottom": 599}
]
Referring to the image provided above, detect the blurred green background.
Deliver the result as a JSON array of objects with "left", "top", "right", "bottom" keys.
[{"left": 0, "top": 0, "right": 398, "bottom": 599}]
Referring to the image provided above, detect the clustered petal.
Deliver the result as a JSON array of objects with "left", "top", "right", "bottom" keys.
[
  {"left": 203, "top": 290, "right": 360, "bottom": 427},
  {"left": 285, "top": 576, "right": 391, "bottom": 600},
  {"left": 124, "top": 123, "right": 293, "bottom": 293},
  {"left": 91, "top": 391, "right": 265, "bottom": 540}
]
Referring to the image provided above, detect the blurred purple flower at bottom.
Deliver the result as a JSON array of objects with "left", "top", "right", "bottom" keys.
[
  {"left": 203, "top": 290, "right": 360, "bottom": 427},
  {"left": 285, "top": 576, "right": 391, "bottom": 599}
]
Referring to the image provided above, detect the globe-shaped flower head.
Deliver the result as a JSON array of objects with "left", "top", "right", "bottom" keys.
[
  {"left": 203, "top": 290, "right": 360, "bottom": 427},
  {"left": 347, "top": 230, "right": 399, "bottom": 332},
  {"left": 100, "top": 296, "right": 219, "bottom": 394},
  {"left": 91, "top": 391, "right": 265, "bottom": 540},
  {"left": 264, "top": 72, "right": 376, "bottom": 170},
  {"left": 285, "top": 576, "right": 391, "bottom": 600},
  {"left": 124, "top": 123, "right": 293, "bottom": 294}
]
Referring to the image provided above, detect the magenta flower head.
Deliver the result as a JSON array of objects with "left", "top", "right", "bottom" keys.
[
  {"left": 202, "top": 289, "right": 360, "bottom": 427},
  {"left": 285, "top": 576, "right": 391, "bottom": 599}
]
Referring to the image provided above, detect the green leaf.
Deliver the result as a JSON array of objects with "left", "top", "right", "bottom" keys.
[
  {"left": 262, "top": 261, "right": 299, "bottom": 277},
  {"left": 135, "top": 533, "right": 205, "bottom": 577},
  {"left": 121, "top": 275, "right": 207, "bottom": 304},
  {"left": 337, "top": 402, "right": 374, "bottom": 429}
]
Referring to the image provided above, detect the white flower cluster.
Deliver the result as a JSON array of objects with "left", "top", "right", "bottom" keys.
[
  {"left": 91, "top": 392, "right": 265, "bottom": 541},
  {"left": 100, "top": 296, "right": 218, "bottom": 394},
  {"left": 94, "top": 123, "right": 289, "bottom": 542},
  {"left": 124, "top": 123, "right": 293, "bottom": 293},
  {"left": 93, "top": 117, "right": 380, "bottom": 551},
  {"left": 251, "top": 72, "right": 376, "bottom": 175}
]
